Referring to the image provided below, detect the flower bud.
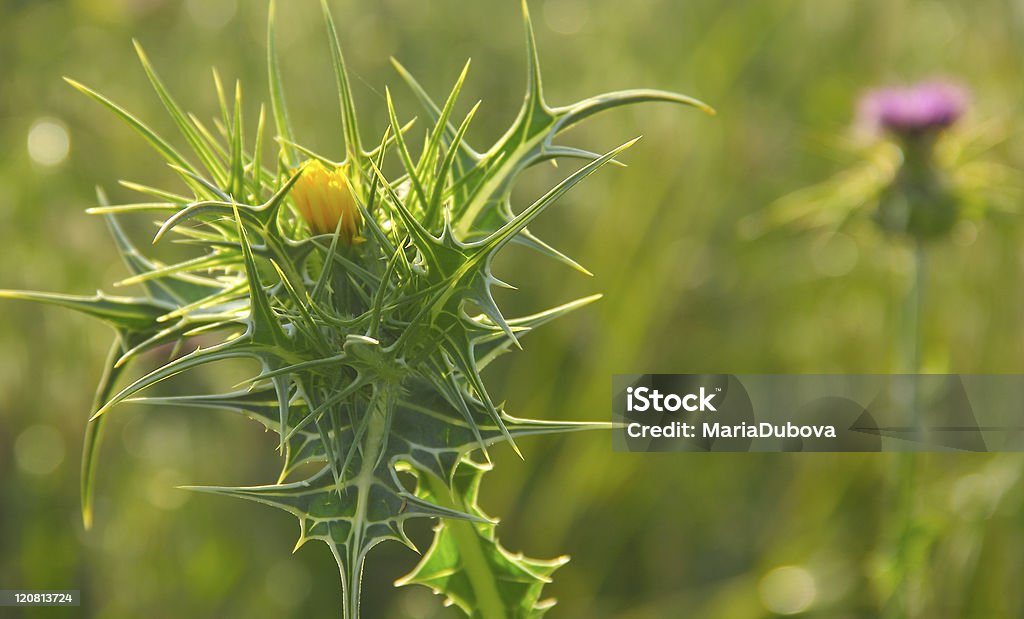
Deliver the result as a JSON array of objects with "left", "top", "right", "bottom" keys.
[{"left": 292, "top": 159, "right": 361, "bottom": 243}]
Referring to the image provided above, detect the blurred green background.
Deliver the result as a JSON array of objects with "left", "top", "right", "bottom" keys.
[{"left": 3, "top": 0, "right": 1024, "bottom": 617}]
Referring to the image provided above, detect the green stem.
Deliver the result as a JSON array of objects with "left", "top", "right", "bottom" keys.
[
  {"left": 885, "top": 240, "right": 927, "bottom": 619},
  {"left": 343, "top": 391, "right": 391, "bottom": 619},
  {"left": 425, "top": 473, "right": 508, "bottom": 619},
  {"left": 907, "top": 241, "right": 926, "bottom": 424}
]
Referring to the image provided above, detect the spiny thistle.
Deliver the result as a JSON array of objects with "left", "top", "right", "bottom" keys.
[{"left": 0, "top": 2, "right": 710, "bottom": 616}]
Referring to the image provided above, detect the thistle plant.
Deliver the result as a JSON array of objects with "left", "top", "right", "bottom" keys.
[
  {"left": 747, "top": 80, "right": 1021, "bottom": 619},
  {"left": 0, "top": 2, "right": 710, "bottom": 616},
  {"left": 856, "top": 83, "right": 972, "bottom": 619}
]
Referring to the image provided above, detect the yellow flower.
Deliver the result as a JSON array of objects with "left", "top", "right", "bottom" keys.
[{"left": 291, "top": 159, "right": 361, "bottom": 243}]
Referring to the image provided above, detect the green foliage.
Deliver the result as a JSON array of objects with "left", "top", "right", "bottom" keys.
[
  {"left": 398, "top": 459, "right": 569, "bottom": 618},
  {"left": 0, "top": 1, "right": 708, "bottom": 616}
]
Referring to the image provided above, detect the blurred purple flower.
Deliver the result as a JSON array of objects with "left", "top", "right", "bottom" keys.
[{"left": 858, "top": 81, "right": 969, "bottom": 136}]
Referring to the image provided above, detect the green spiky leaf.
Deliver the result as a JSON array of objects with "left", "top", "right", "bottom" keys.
[{"left": 398, "top": 459, "right": 569, "bottom": 619}]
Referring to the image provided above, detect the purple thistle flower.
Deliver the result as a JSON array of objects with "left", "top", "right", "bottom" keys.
[{"left": 858, "top": 81, "right": 969, "bottom": 136}]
